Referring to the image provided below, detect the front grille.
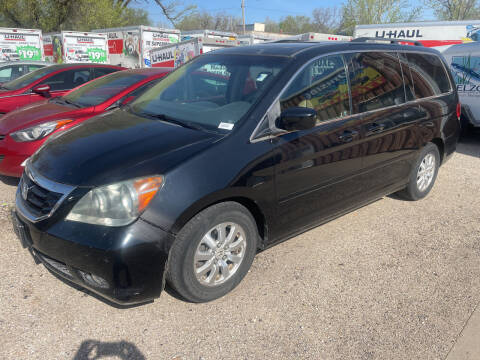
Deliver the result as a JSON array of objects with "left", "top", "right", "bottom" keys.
[{"left": 21, "top": 174, "right": 64, "bottom": 219}]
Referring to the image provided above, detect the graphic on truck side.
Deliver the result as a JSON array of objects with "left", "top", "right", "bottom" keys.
[
  {"left": 0, "top": 31, "right": 42, "bottom": 61},
  {"left": 451, "top": 55, "right": 480, "bottom": 95}
]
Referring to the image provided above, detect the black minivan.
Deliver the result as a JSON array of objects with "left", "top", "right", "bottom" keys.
[{"left": 12, "top": 41, "right": 460, "bottom": 304}]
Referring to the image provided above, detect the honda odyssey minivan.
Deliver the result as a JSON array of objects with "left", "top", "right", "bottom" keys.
[{"left": 12, "top": 41, "right": 460, "bottom": 304}]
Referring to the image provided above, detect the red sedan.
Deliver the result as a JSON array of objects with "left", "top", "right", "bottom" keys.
[
  {"left": 0, "top": 64, "right": 125, "bottom": 115},
  {"left": 0, "top": 67, "right": 171, "bottom": 177}
]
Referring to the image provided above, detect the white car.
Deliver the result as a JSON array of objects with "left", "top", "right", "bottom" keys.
[{"left": 0, "top": 61, "right": 54, "bottom": 83}]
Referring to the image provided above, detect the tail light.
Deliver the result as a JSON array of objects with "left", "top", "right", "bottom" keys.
[{"left": 456, "top": 103, "right": 461, "bottom": 120}]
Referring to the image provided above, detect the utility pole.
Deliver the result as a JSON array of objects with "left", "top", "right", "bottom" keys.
[{"left": 241, "top": 0, "right": 245, "bottom": 35}]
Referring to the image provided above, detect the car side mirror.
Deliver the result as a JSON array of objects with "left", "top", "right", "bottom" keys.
[
  {"left": 275, "top": 107, "right": 317, "bottom": 132},
  {"left": 32, "top": 84, "right": 51, "bottom": 97}
]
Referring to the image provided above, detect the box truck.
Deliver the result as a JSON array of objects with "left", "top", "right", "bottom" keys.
[
  {"left": 0, "top": 27, "right": 44, "bottom": 62},
  {"left": 44, "top": 31, "right": 108, "bottom": 64},
  {"left": 355, "top": 20, "right": 480, "bottom": 47},
  {"left": 149, "top": 37, "right": 237, "bottom": 68},
  {"left": 93, "top": 26, "right": 180, "bottom": 68}
]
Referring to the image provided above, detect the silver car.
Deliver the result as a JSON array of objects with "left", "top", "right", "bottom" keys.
[{"left": 0, "top": 60, "right": 55, "bottom": 83}]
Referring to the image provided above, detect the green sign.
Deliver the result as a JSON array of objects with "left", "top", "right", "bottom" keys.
[
  {"left": 87, "top": 48, "right": 107, "bottom": 63},
  {"left": 17, "top": 46, "right": 42, "bottom": 61}
]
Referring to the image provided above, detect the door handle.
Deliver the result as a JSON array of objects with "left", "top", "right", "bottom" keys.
[
  {"left": 366, "top": 123, "right": 385, "bottom": 135},
  {"left": 338, "top": 130, "right": 359, "bottom": 143}
]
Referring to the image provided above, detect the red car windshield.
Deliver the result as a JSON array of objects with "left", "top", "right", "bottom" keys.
[
  {"left": 63, "top": 72, "right": 148, "bottom": 107},
  {"left": 1, "top": 65, "right": 59, "bottom": 90}
]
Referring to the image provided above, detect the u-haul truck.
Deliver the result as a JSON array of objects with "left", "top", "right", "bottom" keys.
[
  {"left": 44, "top": 31, "right": 108, "bottom": 64},
  {"left": 0, "top": 27, "right": 44, "bottom": 62},
  {"left": 149, "top": 37, "right": 237, "bottom": 68},
  {"left": 355, "top": 20, "right": 480, "bottom": 47},
  {"left": 93, "top": 26, "right": 180, "bottom": 68}
]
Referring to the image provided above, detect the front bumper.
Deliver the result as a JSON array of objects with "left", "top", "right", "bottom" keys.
[
  {"left": 12, "top": 209, "right": 175, "bottom": 305},
  {"left": 0, "top": 136, "right": 37, "bottom": 177}
]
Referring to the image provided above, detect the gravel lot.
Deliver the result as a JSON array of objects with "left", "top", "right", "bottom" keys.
[{"left": 1, "top": 133, "right": 479, "bottom": 360}]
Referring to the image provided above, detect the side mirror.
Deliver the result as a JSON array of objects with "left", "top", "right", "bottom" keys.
[
  {"left": 32, "top": 84, "right": 51, "bottom": 97},
  {"left": 275, "top": 107, "right": 317, "bottom": 132}
]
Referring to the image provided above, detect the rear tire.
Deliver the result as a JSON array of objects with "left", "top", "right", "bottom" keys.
[
  {"left": 166, "top": 202, "right": 258, "bottom": 303},
  {"left": 397, "top": 143, "right": 440, "bottom": 201}
]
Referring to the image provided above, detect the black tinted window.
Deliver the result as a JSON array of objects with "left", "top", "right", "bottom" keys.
[
  {"left": 346, "top": 52, "right": 405, "bottom": 114},
  {"left": 64, "top": 72, "right": 147, "bottom": 107},
  {"left": 281, "top": 55, "right": 350, "bottom": 122},
  {"left": 43, "top": 68, "right": 90, "bottom": 91},
  {"left": 94, "top": 67, "right": 119, "bottom": 77},
  {"left": 406, "top": 53, "right": 451, "bottom": 98}
]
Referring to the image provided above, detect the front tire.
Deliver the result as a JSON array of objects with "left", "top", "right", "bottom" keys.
[
  {"left": 397, "top": 142, "right": 440, "bottom": 201},
  {"left": 166, "top": 202, "right": 258, "bottom": 302}
]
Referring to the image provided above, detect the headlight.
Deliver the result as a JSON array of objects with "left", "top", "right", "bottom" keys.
[
  {"left": 66, "top": 176, "right": 164, "bottom": 226},
  {"left": 10, "top": 119, "right": 72, "bottom": 142}
]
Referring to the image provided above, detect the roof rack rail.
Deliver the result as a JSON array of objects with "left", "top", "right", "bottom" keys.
[{"left": 352, "top": 37, "right": 424, "bottom": 47}]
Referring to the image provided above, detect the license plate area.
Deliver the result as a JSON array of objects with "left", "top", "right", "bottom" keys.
[{"left": 11, "top": 211, "right": 33, "bottom": 248}]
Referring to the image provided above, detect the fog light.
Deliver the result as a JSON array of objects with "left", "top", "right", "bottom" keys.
[{"left": 79, "top": 270, "right": 109, "bottom": 289}]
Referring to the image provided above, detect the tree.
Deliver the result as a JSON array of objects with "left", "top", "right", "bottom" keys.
[
  {"left": 278, "top": 15, "right": 316, "bottom": 34},
  {"left": 312, "top": 7, "right": 341, "bottom": 33},
  {"left": 424, "top": 0, "right": 480, "bottom": 20},
  {"left": 176, "top": 11, "right": 241, "bottom": 32},
  {"left": 65, "top": 0, "right": 151, "bottom": 30},
  {"left": 152, "top": 0, "right": 196, "bottom": 27},
  {"left": 341, "top": 0, "right": 422, "bottom": 35},
  {"left": 0, "top": 0, "right": 76, "bottom": 32}
]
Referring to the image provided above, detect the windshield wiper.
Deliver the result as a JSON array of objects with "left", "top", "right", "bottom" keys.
[
  {"left": 0, "top": 85, "right": 9, "bottom": 90},
  {"left": 62, "top": 98, "right": 82, "bottom": 108},
  {"left": 138, "top": 112, "right": 206, "bottom": 131}
]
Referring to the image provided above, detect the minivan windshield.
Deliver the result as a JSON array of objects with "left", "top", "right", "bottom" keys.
[
  {"left": 63, "top": 72, "right": 148, "bottom": 107},
  {"left": 128, "top": 54, "right": 289, "bottom": 131},
  {"left": 0, "top": 65, "right": 58, "bottom": 91}
]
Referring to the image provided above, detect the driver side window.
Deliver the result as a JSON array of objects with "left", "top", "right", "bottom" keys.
[{"left": 280, "top": 55, "right": 350, "bottom": 124}]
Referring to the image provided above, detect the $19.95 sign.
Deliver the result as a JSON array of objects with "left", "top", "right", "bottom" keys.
[
  {"left": 87, "top": 48, "right": 107, "bottom": 63},
  {"left": 17, "top": 46, "right": 42, "bottom": 60}
]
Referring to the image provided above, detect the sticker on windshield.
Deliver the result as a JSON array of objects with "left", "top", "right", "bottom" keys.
[{"left": 218, "top": 122, "right": 234, "bottom": 130}]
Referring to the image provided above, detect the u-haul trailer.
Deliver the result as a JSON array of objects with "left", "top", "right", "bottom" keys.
[
  {"left": 180, "top": 31, "right": 238, "bottom": 53},
  {"left": 149, "top": 37, "right": 237, "bottom": 68},
  {"left": 237, "top": 32, "right": 293, "bottom": 45},
  {"left": 0, "top": 27, "right": 44, "bottom": 62},
  {"left": 182, "top": 30, "right": 237, "bottom": 41},
  {"left": 355, "top": 20, "right": 480, "bottom": 47},
  {"left": 93, "top": 26, "right": 181, "bottom": 68},
  {"left": 295, "top": 32, "right": 353, "bottom": 42},
  {"left": 44, "top": 31, "right": 108, "bottom": 64}
]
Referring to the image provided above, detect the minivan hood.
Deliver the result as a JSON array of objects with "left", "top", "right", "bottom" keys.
[
  {"left": 29, "top": 109, "right": 220, "bottom": 186},
  {"left": 0, "top": 100, "right": 73, "bottom": 134}
]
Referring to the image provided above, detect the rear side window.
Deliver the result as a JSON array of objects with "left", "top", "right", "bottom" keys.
[
  {"left": 280, "top": 55, "right": 350, "bottom": 123},
  {"left": 43, "top": 68, "right": 90, "bottom": 91},
  {"left": 405, "top": 53, "right": 451, "bottom": 98},
  {"left": 346, "top": 52, "right": 406, "bottom": 114}
]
